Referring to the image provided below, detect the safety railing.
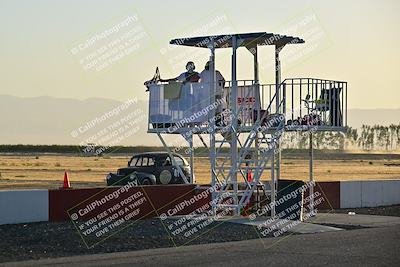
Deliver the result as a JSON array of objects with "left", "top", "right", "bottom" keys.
[
  {"left": 279, "top": 78, "right": 347, "bottom": 128},
  {"left": 148, "top": 81, "right": 214, "bottom": 131},
  {"left": 147, "top": 78, "right": 347, "bottom": 132}
]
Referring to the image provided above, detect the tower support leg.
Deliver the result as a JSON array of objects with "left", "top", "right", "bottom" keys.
[
  {"left": 188, "top": 133, "right": 194, "bottom": 184},
  {"left": 271, "top": 151, "right": 276, "bottom": 218},
  {"left": 309, "top": 132, "right": 315, "bottom": 216},
  {"left": 156, "top": 132, "right": 189, "bottom": 184},
  {"left": 231, "top": 35, "right": 239, "bottom": 216}
]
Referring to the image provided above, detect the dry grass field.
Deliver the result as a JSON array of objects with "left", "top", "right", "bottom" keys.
[{"left": 0, "top": 151, "right": 400, "bottom": 190}]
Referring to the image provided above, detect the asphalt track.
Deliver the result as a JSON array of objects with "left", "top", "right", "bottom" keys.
[{"left": 2, "top": 224, "right": 399, "bottom": 267}]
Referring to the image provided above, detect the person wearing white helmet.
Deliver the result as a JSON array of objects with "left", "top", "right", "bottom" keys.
[{"left": 160, "top": 61, "right": 200, "bottom": 83}]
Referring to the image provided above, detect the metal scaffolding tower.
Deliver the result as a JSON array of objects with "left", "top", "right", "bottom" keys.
[{"left": 147, "top": 32, "right": 348, "bottom": 218}]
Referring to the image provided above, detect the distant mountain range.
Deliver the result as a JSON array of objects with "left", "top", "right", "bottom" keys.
[
  {"left": 0, "top": 94, "right": 399, "bottom": 146},
  {"left": 0, "top": 95, "right": 152, "bottom": 146}
]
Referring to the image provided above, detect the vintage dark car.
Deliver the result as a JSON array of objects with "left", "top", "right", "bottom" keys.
[{"left": 106, "top": 152, "right": 192, "bottom": 186}]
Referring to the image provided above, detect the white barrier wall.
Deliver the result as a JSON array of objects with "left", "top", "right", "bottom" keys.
[
  {"left": 340, "top": 181, "right": 362, "bottom": 208},
  {"left": 0, "top": 189, "right": 48, "bottom": 225},
  {"left": 340, "top": 180, "right": 400, "bottom": 208}
]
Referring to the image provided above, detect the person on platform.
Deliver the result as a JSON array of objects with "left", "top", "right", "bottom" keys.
[{"left": 160, "top": 61, "right": 200, "bottom": 83}]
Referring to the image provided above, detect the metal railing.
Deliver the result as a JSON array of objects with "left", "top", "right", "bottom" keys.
[
  {"left": 147, "top": 78, "right": 347, "bottom": 132},
  {"left": 279, "top": 78, "right": 348, "bottom": 128}
]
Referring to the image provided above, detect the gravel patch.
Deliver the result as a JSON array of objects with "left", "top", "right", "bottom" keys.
[{"left": 2, "top": 205, "right": 399, "bottom": 263}]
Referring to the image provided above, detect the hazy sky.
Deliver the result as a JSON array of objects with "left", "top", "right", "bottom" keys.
[{"left": 1, "top": 0, "right": 399, "bottom": 109}]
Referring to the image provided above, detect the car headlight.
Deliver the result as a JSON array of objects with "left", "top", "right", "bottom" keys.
[{"left": 106, "top": 173, "right": 112, "bottom": 181}]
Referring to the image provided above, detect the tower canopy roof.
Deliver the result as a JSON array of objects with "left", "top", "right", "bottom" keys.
[{"left": 170, "top": 32, "right": 305, "bottom": 49}]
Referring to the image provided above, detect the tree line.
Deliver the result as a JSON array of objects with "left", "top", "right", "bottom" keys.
[
  {"left": 282, "top": 124, "right": 400, "bottom": 151},
  {"left": 1, "top": 123, "right": 399, "bottom": 153}
]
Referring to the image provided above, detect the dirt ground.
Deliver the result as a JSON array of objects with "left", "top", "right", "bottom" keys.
[{"left": 0, "top": 151, "right": 400, "bottom": 190}]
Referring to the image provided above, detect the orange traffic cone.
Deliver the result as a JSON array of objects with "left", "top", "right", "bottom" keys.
[{"left": 61, "top": 171, "right": 71, "bottom": 189}]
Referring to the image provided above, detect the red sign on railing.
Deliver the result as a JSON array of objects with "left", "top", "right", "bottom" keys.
[{"left": 237, "top": 96, "right": 255, "bottom": 105}]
